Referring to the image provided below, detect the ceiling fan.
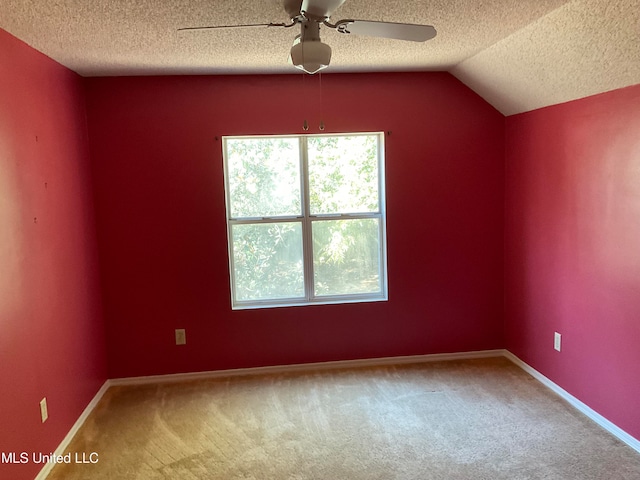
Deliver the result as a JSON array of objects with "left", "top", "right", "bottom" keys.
[{"left": 178, "top": 0, "right": 437, "bottom": 74}]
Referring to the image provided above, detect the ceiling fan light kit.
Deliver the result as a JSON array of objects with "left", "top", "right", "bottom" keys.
[
  {"left": 179, "top": 0, "right": 436, "bottom": 75},
  {"left": 290, "top": 39, "right": 332, "bottom": 74},
  {"left": 290, "top": 19, "right": 331, "bottom": 74}
]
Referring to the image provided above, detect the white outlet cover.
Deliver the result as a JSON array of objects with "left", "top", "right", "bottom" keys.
[
  {"left": 554, "top": 332, "right": 562, "bottom": 352},
  {"left": 40, "top": 397, "right": 48, "bottom": 423}
]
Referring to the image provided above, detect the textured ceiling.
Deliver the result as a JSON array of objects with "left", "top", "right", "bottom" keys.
[
  {"left": 452, "top": 0, "right": 640, "bottom": 115},
  {"left": 1, "top": 0, "right": 638, "bottom": 115}
]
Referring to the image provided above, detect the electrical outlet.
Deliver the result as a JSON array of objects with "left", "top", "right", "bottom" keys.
[
  {"left": 40, "top": 398, "right": 48, "bottom": 423},
  {"left": 554, "top": 332, "right": 562, "bottom": 352},
  {"left": 175, "top": 328, "right": 186, "bottom": 345}
]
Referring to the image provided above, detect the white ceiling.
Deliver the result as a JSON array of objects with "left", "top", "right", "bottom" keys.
[{"left": 1, "top": 0, "right": 638, "bottom": 115}]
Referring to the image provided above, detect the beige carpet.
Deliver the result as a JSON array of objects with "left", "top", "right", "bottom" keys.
[{"left": 46, "top": 357, "right": 640, "bottom": 479}]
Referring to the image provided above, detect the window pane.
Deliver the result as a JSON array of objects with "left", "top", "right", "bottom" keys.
[
  {"left": 227, "top": 138, "right": 301, "bottom": 218},
  {"left": 231, "top": 223, "right": 304, "bottom": 301},
  {"left": 312, "top": 219, "right": 382, "bottom": 296},
  {"left": 308, "top": 135, "right": 379, "bottom": 214}
]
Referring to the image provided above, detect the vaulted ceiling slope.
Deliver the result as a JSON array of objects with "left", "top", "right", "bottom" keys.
[
  {"left": 0, "top": 0, "right": 638, "bottom": 115},
  {"left": 453, "top": 0, "right": 640, "bottom": 115}
]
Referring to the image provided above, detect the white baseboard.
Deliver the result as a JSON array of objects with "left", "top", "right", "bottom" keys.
[
  {"left": 109, "top": 349, "right": 506, "bottom": 386},
  {"left": 503, "top": 350, "right": 640, "bottom": 454},
  {"left": 36, "top": 380, "right": 111, "bottom": 480}
]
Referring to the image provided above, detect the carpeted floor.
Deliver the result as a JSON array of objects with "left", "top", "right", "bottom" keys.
[{"left": 46, "top": 357, "right": 640, "bottom": 479}]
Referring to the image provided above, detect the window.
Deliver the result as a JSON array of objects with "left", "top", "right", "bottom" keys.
[{"left": 223, "top": 133, "right": 387, "bottom": 309}]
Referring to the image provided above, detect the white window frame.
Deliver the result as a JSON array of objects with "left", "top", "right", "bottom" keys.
[{"left": 222, "top": 132, "right": 388, "bottom": 310}]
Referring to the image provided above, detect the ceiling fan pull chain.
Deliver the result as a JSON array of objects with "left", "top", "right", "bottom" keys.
[{"left": 319, "top": 72, "right": 325, "bottom": 130}]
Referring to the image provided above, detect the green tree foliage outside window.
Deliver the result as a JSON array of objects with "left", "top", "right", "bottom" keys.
[{"left": 224, "top": 133, "right": 387, "bottom": 308}]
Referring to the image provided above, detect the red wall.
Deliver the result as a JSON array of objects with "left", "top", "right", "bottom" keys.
[
  {"left": 84, "top": 72, "right": 505, "bottom": 379},
  {"left": 3, "top": 19, "right": 638, "bottom": 475},
  {"left": 505, "top": 84, "right": 640, "bottom": 440},
  {"left": 0, "top": 30, "right": 107, "bottom": 479}
]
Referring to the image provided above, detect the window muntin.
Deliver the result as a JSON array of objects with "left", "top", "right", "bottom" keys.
[{"left": 223, "top": 133, "right": 387, "bottom": 309}]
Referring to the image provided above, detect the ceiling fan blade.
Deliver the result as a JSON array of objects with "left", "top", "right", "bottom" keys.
[
  {"left": 177, "top": 22, "right": 290, "bottom": 32},
  {"left": 301, "top": 0, "right": 347, "bottom": 19},
  {"left": 335, "top": 20, "right": 437, "bottom": 42}
]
